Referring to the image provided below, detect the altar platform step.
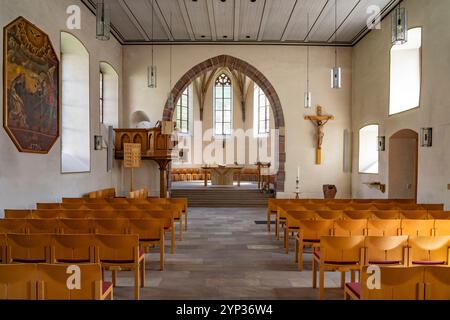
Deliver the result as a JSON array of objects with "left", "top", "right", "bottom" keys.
[{"left": 170, "top": 187, "right": 274, "bottom": 207}]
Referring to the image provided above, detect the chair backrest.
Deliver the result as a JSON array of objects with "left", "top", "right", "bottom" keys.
[
  {"left": 51, "top": 234, "right": 96, "bottom": 263},
  {"left": 110, "top": 204, "right": 139, "bottom": 211},
  {"left": 4, "top": 210, "right": 31, "bottom": 219},
  {"left": 95, "top": 234, "right": 140, "bottom": 264},
  {"left": 84, "top": 203, "right": 113, "bottom": 211},
  {"left": 0, "top": 264, "right": 37, "bottom": 299},
  {"left": 349, "top": 204, "right": 376, "bottom": 211},
  {"left": 31, "top": 210, "right": 62, "bottom": 219},
  {"left": 373, "top": 204, "right": 401, "bottom": 211},
  {"left": 128, "top": 219, "right": 163, "bottom": 241},
  {"left": 0, "top": 219, "right": 28, "bottom": 234},
  {"left": 366, "top": 220, "right": 401, "bottom": 236},
  {"left": 91, "top": 211, "right": 116, "bottom": 219},
  {"left": 316, "top": 210, "right": 344, "bottom": 220},
  {"left": 36, "top": 263, "right": 104, "bottom": 300},
  {"left": 372, "top": 210, "right": 402, "bottom": 220},
  {"left": 60, "top": 210, "right": 92, "bottom": 219},
  {"left": 114, "top": 210, "right": 145, "bottom": 219},
  {"left": 423, "top": 266, "right": 450, "bottom": 300},
  {"left": 7, "top": 234, "right": 52, "bottom": 263},
  {"left": 428, "top": 211, "right": 450, "bottom": 220},
  {"left": 397, "top": 204, "right": 421, "bottom": 210},
  {"left": 36, "top": 203, "right": 60, "bottom": 210},
  {"left": 400, "top": 219, "right": 434, "bottom": 236},
  {"left": 408, "top": 236, "right": 450, "bottom": 266},
  {"left": 333, "top": 220, "right": 367, "bottom": 236},
  {"left": 298, "top": 220, "right": 334, "bottom": 241},
  {"left": 0, "top": 234, "right": 7, "bottom": 263},
  {"left": 326, "top": 204, "right": 348, "bottom": 211},
  {"left": 106, "top": 198, "right": 129, "bottom": 204},
  {"left": 319, "top": 236, "right": 365, "bottom": 264},
  {"left": 421, "top": 204, "right": 444, "bottom": 211},
  {"left": 360, "top": 266, "right": 425, "bottom": 300},
  {"left": 434, "top": 220, "right": 450, "bottom": 236},
  {"left": 26, "top": 219, "right": 59, "bottom": 234},
  {"left": 94, "top": 219, "right": 129, "bottom": 234},
  {"left": 363, "top": 236, "right": 408, "bottom": 265},
  {"left": 401, "top": 210, "right": 429, "bottom": 220},
  {"left": 139, "top": 211, "right": 173, "bottom": 229},
  {"left": 344, "top": 210, "right": 373, "bottom": 220},
  {"left": 59, "top": 219, "right": 94, "bottom": 234},
  {"left": 61, "top": 203, "right": 87, "bottom": 210}
]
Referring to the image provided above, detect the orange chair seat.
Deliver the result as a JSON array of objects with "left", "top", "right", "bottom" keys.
[
  {"left": 345, "top": 282, "right": 361, "bottom": 299},
  {"left": 368, "top": 260, "right": 402, "bottom": 265},
  {"left": 412, "top": 260, "right": 446, "bottom": 265},
  {"left": 13, "top": 258, "right": 46, "bottom": 263}
]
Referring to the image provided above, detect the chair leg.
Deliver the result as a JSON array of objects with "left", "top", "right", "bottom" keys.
[
  {"left": 284, "top": 227, "right": 288, "bottom": 253},
  {"left": 179, "top": 219, "right": 183, "bottom": 241},
  {"left": 294, "top": 238, "right": 299, "bottom": 263},
  {"left": 112, "top": 270, "right": 117, "bottom": 287},
  {"left": 184, "top": 211, "right": 188, "bottom": 231},
  {"left": 351, "top": 270, "right": 356, "bottom": 283},
  {"left": 140, "top": 261, "right": 145, "bottom": 288},
  {"left": 319, "top": 267, "right": 325, "bottom": 300},
  {"left": 160, "top": 240, "right": 165, "bottom": 271},
  {"left": 134, "top": 266, "right": 140, "bottom": 300},
  {"left": 267, "top": 210, "right": 271, "bottom": 232},
  {"left": 171, "top": 228, "right": 175, "bottom": 254},
  {"left": 340, "top": 271, "right": 346, "bottom": 289},
  {"left": 312, "top": 258, "right": 317, "bottom": 288},
  {"left": 275, "top": 214, "right": 280, "bottom": 240},
  {"left": 298, "top": 243, "right": 303, "bottom": 272}
]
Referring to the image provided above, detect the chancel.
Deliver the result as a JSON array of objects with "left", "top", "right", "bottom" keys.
[{"left": 1, "top": 0, "right": 450, "bottom": 306}]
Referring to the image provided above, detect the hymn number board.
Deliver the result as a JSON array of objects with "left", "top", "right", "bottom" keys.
[{"left": 123, "top": 143, "right": 142, "bottom": 168}]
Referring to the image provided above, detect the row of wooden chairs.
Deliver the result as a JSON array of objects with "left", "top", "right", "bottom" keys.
[
  {"left": 61, "top": 197, "right": 189, "bottom": 231},
  {"left": 0, "top": 233, "right": 145, "bottom": 300},
  {"left": 0, "top": 263, "right": 113, "bottom": 300},
  {"left": 276, "top": 209, "right": 449, "bottom": 240},
  {"left": 88, "top": 188, "right": 116, "bottom": 199},
  {"left": 291, "top": 219, "right": 450, "bottom": 268},
  {"left": 0, "top": 218, "right": 166, "bottom": 270},
  {"left": 309, "top": 235, "right": 450, "bottom": 299},
  {"left": 6, "top": 207, "right": 183, "bottom": 242},
  {"left": 345, "top": 266, "right": 450, "bottom": 300}
]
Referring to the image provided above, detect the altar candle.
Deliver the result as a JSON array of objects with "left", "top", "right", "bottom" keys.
[{"left": 297, "top": 167, "right": 300, "bottom": 179}]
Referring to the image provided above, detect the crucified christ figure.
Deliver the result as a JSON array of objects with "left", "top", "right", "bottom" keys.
[{"left": 304, "top": 106, "right": 335, "bottom": 165}]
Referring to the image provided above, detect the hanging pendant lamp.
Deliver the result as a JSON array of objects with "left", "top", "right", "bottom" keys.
[
  {"left": 96, "top": 0, "right": 111, "bottom": 41},
  {"left": 392, "top": 3, "right": 408, "bottom": 45},
  {"left": 331, "top": 0, "right": 341, "bottom": 89},
  {"left": 148, "top": 0, "right": 157, "bottom": 88},
  {"left": 304, "top": 13, "right": 312, "bottom": 109}
]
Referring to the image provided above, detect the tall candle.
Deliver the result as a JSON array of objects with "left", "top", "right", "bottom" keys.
[{"left": 297, "top": 167, "right": 300, "bottom": 179}]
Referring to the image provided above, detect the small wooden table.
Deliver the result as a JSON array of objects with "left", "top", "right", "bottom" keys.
[{"left": 202, "top": 165, "right": 244, "bottom": 186}]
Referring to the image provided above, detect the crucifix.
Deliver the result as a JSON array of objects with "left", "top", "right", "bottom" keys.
[{"left": 304, "top": 106, "right": 335, "bottom": 165}]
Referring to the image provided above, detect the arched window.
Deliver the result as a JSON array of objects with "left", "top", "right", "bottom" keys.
[
  {"left": 389, "top": 27, "right": 422, "bottom": 115},
  {"left": 175, "top": 86, "right": 191, "bottom": 134},
  {"left": 214, "top": 73, "right": 232, "bottom": 136},
  {"left": 254, "top": 84, "right": 270, "bottom": 136},
  {"left": 60, "top": 32, "right": 90, "bottom": 173},
  {"left": 359, "top": 124, "right": 379, "bottom": 174},
  {"left": 99, "top": 62, "right": 119, "bottom": 128}
]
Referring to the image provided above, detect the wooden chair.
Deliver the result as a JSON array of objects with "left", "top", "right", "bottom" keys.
[
  {"left": 428, "top": 211, "right": 450, "bottom": 220},
  {"left": 4, "top": 210, "right": 31, "bottom": 219},
  {"left": 95, "top": 234, "right": 145, "bottom": 300},
  {"left": 115, "top": 210, "right": 145, "bottom": 219},
  {"left": 58, "top": 219, "right": 94, "bottom": 234},
  {"left": 423, "top": 266, "right": 450, "bottom": 300},
  {"left": 333, "top": 220, "right": 367, "bottom": 236},
  {"left": 313, "top": 236, "right": 365, "bottom": 299},
  {"left": 316, "top": 210, "right": 344, "bottom": 220},
  {"left": 107, "top": 198, "right": 130, "bottom": 204},
  {"left": 36, "top": 263, "right": 112, "bottom": 300},
  {"left": 0, "top": 219, "right": 28, "bottom": 234},
  {"left": 91, "top": 211, "right": 116, "bottom": 219},
  {"left": 401, "top": 210, "right": 429, "bottom": 220},
  {"left": 283, "top": 211, "right": 316, "bottom": 254},
  {"left": 295, "top": 220, "right": 334, "bottom": 271},
  {"left": 366, "top": 219, "right": 401, "bottom": 236},
  {"left": 434, "top": 220, "right": 450, "bottom": 236},
  {"left": 62, "top": 197, "right": 106, "bottom": 204},
  {"left": 36, "top": 203, "right": 60, "bottom": 210},
  {"left": 344, "top": 210, "right": 373, "bottom": 220},
  {"left": 94, "top": 219, "right": 129, "bottom": 235},
  {"left": 111, "top": 204, "right": 139, "bottom": 211},
  {"left": 363, "top": 236, "right": 408, "bottom": 266},
  {"left": 51, "top": 234, "right": 96, "bottom": 264},
  {"left": 60, "top": 203, "right": 87, "bottom": 210},
  {"left": 267, "top": 199, "right": 291, "bottom": 232},
  {"left": 128, "top": 219, "right": 165, "bottom": 270},
  {"left": 421, "top": 204, "right": 444, "bottom": 211},
  {"left": 84, "top": 203, "right": 114, "bottom": 211},
  {"left": 142, "top": 211, "right": 175, "bottom": 254},
  {"left": 0, "top": 264, "right": 37, "bottom": 299},
  {"left": 138, "top": 204, "right": 183, "bottom": 241},
  {"left": 7, "top": 234, "right": 52, "bottom": 263},
  {"left": 373, "top": 204, "right": 401, "bottom": 211},
  {"left": 349, "top": 204, "right": 377, "bottom": 211},
  {"left": 325, "top": 204, "right": 348, "bottom": 211},
  {"left": 400, "top": 219, "right": 434, "bottom": 236},
  {"left": 408, "top": 236, "right": 450, "bottom": 266},
  {"left": 345, "top": 266, "right": 425, "bottom": 300},
  {"left": 169, "top": 198, "right": 189, "bottom": 231},
  {"left": 276, "top": 204, "right": 306, "bottom": 240},
  {"left": 0, "top": 234, "right": 7, "bottom": 264},
  {"left": 60, "top": 210, "right": 91, "bottom": 219},
  {"left": 372, "top": 210, "right": 402, "bottom": 220},
  {"left": 26, "top": 219, "right": 59, "bottom": 234}
]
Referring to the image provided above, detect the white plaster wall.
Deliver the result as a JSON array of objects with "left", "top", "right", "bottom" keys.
[
  {"left": 352, "top": 0, "right": 450, "bottom": 207},
  {"left": 0, "top": 0, "right": 123, "bottom": 214},
  {"left": 123, "top": 45, "right": 352, "bottom": 198}
]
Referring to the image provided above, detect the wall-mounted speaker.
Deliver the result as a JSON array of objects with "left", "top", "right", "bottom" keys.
[{"left": 107, "top": 126, "right": 114, "bottom": 172}]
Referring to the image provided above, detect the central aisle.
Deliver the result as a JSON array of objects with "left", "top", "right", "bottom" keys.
[{"left": 113, "top": 208, "right": 344, "bottom": 300}]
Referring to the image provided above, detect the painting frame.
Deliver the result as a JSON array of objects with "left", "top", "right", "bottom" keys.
[{"left": 3, "top": 16, "right": 60, "bottom": 154}]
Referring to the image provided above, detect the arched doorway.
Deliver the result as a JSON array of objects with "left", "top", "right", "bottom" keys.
[
  {"left": 389, "top": 129, "right": 418, "bottom": 200},
  {"left": 162, "top": 55, "right": 286, "bottom": 192}
]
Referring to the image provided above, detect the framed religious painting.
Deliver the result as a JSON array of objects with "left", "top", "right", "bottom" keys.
[{"left": 3, "top": 16, "right": 60, "bottom": 153}]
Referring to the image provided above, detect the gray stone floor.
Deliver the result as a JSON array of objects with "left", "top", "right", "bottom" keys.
[{"left": 111, "top": 207, "right": 346, "bottom": 300}]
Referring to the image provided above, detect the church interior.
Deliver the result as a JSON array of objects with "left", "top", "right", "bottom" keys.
[{"left": 1, "top": 0, "right": 450, "bottom": 303}]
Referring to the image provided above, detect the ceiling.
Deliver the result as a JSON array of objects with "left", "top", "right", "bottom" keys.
[{"left": 81, "top": 0, "right": 400, "bottom": 46}]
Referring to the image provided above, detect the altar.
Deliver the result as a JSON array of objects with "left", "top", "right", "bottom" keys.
[{"left": 201, "top": 165, "right": 244, "bottom": 186}]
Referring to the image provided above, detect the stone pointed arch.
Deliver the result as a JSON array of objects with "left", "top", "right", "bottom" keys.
[{"left": 163, "top": 55, "right": 286, "bottom": 192}]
